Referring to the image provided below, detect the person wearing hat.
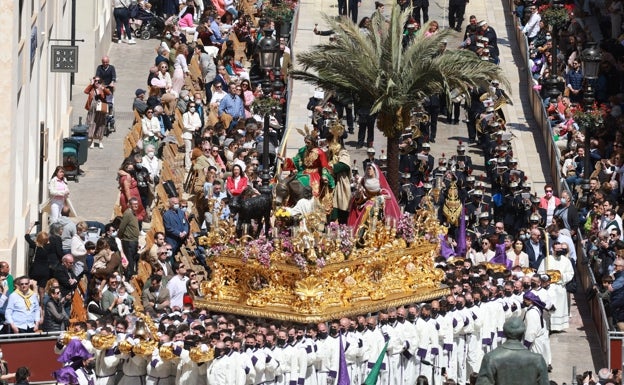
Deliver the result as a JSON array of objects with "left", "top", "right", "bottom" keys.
[
  {"left": 478, "top": 20, "right": 499, "bottom": 64},
  {"left": 476, "top": 316, "right": 549, "bottom": 385},
  {"left": 398, "top": 172, "right": 420, "bottom": 214},
  {"left": 413, "top": 143, "right": 434, "bottom": 181},
  {"left": 474, "top": 212, "right": 495, "bottom": 240},
  {"left": 363, "top": 147, "right": 381, "bottom": 170},
  {"left": 501, "top": 157, "right": 524, "bottom": 185},
  {"left": 467, "top": 85, "right": 486, "bottom": 144},
  {"left": 431, "top": 153, "right": 450, "bottom": 180},
  {"left": 465, "top": 189, "right": 486, "bottom": 225},
  {"left": 402, "top": 20, "right": 420, "bottom": 48},
  {"left": 132, "top": 89, "right": 148, "bottom": 115},
  {"left": 450, "top": 141, "right": 473, "bottom": 172}
]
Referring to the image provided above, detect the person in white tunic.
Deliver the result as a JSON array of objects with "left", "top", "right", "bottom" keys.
[
  {"left": 522, "top": 292, "right": 552, "bottom": 369},
  {"left": 146, "top": 342, "right": 177, "bottom": 385},
  {"left": 431, "top": 301, "right": 455, "bottom": 385},
  {"left": 117, "top": 339, "right": 149, "bottom": 385},
  {"left": 380, "top": 310, "right": 406, "bottom": 385},
  {"left": 339, "top": 318, "right": 363, "bottom": 385},
  {"left": 243, "top": 334, "right": 273, "bottom": 385},
  {"left": 207, "top": 342, "right": 236, "bottom": 385},
  {"left": 76, "top": 359, "right": 97, "bottom": 385},
  {"left": 537, "top": 244, "right": 574, "bottom": 332},
  {"left": 258, "top": 334, "right": 279, "bottom": 384},
  {"left": 360, "top": 317, "right": 389, "bottom": 385},
  {"left": 315, "top": 323, "right": 339, "bottom": 385},
  {"left": 414, "top": 304, "right": 441, "bottom": 384},
  {"left": 529, "top": 273, "right": 554, "bottom": 324},
  {"left": 92, "top": 328, "right": 121, "bottom": 385},
  {"left": 296, "top": 330, "right": 319, "bottom": 385},
  {"left": 177, "top": 343, "right": 207, "bottom": 385},
  {"left": 273, "top": 330, "right": 299, "bottom": 385},
  {"left": 224, "top": 342, "right": 251, "bottom": 385},
  {"left": 461, "top": 293, "right": 483, "bottom": 379},
  {"left": 394, "top": 307, "right": 419, "bottom": 384}
]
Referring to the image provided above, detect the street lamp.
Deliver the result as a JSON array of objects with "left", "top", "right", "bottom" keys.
[
  {"left": 580, "top": 42, "right": 601, "bottom": 108},
  {"left": 257, "top": 31, "right": 282, "bottom": 192},
  {"left": 257, "top": 30, "right": 281, "bottom": 71},
  {"left": 543, "top": 0, "right": 566, "bottom": 102},
  {"left": 581, "top": 41, "right": 602, "bottom": 187}
]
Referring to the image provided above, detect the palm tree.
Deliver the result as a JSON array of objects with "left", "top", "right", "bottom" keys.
[{"left": 290, "top": 4, "right": 509, "bottom": 196}]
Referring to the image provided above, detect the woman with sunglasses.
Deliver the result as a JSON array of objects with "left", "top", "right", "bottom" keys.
[
  {"left": 84, "top": 76, "right": 111, "bottom": 149},
  {"left": 42, "top": 285, "right": 68, "bottom": 332},
  {"left": 240, "top": 80, "right": 255, "bottom": 118},
  {"left": 182, "top": 277, "right": 203, "bottom": 310}
]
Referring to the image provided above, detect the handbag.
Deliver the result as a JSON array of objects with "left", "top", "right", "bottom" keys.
[{"left": 96, "top": 100, "right": 108, "bottom": 113}]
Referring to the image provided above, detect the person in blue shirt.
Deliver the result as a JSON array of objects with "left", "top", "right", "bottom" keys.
[
  {"left": 210, "top": 17, "right": 227, "bottom": 44},
  {"left": 218, "top": 83, "right": 245, "bottom": 130},
  {"left": 5, "top": 276, "right": 41, "bottom": 334},
  {"left": 163, "top": 197, "right": 190, "bottom": 260}
]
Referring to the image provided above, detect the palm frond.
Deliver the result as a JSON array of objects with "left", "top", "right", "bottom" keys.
[{"left": 289, "top": 3, "right": 510, "bottom": 133}]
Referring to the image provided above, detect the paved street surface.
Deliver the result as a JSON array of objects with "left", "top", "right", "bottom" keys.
[{"left": 66, "top": 0, "right": 605, "bottom": 380}]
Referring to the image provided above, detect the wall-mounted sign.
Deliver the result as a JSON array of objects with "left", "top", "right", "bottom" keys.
[{"left": 50, "top": 45, "right": 78, "bottom": 73}]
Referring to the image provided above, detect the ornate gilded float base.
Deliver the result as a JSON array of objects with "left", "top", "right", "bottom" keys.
[
  {"left": 197, "top": 238, "right": 449, "bottom": 323},
  {"left": 195, "top": 286, "right": 449, "bottom": 323}
]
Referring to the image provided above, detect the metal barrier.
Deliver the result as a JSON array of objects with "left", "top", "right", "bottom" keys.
[
  {"left": 577, "top": 233, "right": 612, "bottom": 365},
  {"left": 508, "top": 0, "right": 563, "bottom": 194}
]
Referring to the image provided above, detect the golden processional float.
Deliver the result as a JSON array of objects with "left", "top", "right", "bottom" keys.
[{"left": 195, "top": 198, "right": 451, "bottom": 323}]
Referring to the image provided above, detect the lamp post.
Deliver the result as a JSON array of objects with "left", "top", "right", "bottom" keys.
[
  {"left": 257, "top": 30, "right": 281, "bottom": 191},
  {"left": 580, "top": 41, "right": 602, "bottom": 186},
  {"left": 543, "top": 0, "right": 566, "bottom": 102}
]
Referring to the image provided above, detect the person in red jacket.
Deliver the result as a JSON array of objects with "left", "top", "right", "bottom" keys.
[
  {"left": 226, "top": 164, "right": 248, "bottom": 196},
  {"left": 538, "top": 184, "right": 560, "bottom": 226}
]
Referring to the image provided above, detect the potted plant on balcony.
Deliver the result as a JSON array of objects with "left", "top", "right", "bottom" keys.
[{"left": 261, "top": 0, "right": 297, "bottom": 35}]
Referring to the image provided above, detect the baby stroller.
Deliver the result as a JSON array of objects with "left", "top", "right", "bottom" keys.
[
  {"left": 62, "top": 139, "right": 81, "bottom": 182},
  {"left": 104, "top": 98, "right": 115, "bottom": 137},
  {"left": 135, "top": 12, "right": 167, "bottom": 40}
]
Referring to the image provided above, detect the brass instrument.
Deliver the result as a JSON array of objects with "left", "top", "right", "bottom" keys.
[
  {"left": 159, "top": 344, "right": 176, "bottom": 361},
  {"left": 133, "top": 339, "right": 158, "bottom": 357},
  {"left": 190, "top": 345, "right": 215, "bottom": 363},
  {"left": 482, "top": 262, "right": 509, "bottom": 273},
  {"left": 61, "top": 330, "right": 87, "bottom": 345},
  {"left": 118, "top": 339, "right": 134, "bottom": 354},
  {"left": 91, "top": 333, "right": 116, "bottom": 350},
  {"left": 447, "top": 257, "right": 465, "bottom": 266},
  {"left": 117, "top": 311, "right": 160, "bottom": 357},
  {"left": 522, "top": 266, "right": 536, "bottom": 276},
  {"left": 411, "top": 110, "right": 430, "bottom": 126},
  {"left": 449, "top": 88, "right": 465, "bottom": 104}
]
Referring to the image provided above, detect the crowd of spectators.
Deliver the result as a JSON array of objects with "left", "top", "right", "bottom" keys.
[{"left": 9, "top": 0, "right": 624, "bottom": 383}]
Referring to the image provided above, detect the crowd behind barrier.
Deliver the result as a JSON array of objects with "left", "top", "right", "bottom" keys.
[{"left": 511, "top": 0, "right": 624, "bottom": 369}]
